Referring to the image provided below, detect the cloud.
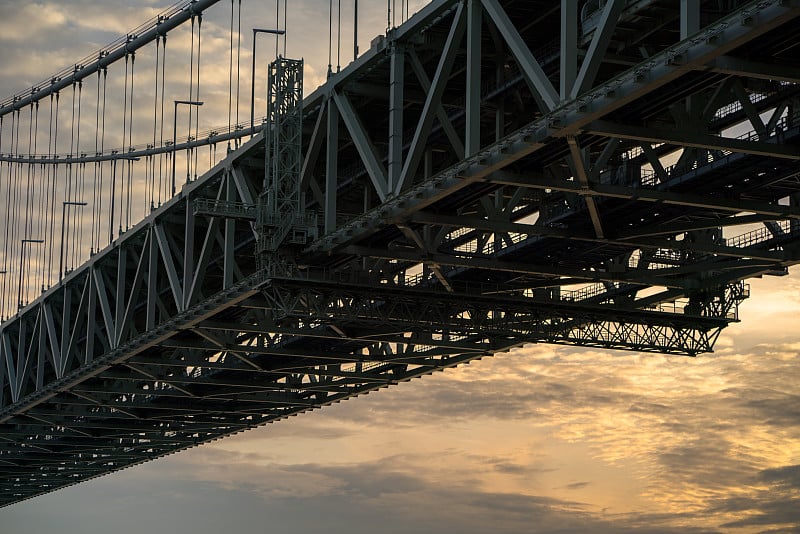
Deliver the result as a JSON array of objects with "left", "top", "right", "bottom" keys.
[
  {"left": 87, "top": 446, "right": 714, "bottom": 534},
  {"left": 126, "top": 338, "right": 796, "bottom": 532},
  {"left": 759, "top": 464, "right": 800, "bottom": 487},
  {"left": 564, "top": 481, "right": 590, "bottom": 490}
]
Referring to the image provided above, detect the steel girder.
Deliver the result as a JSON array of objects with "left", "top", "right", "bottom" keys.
[{"left": 2, "top": 0, "right": 800, "bottom": 506}]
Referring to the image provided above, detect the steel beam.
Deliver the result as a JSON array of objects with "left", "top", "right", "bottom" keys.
[
  {"left": 481, "top": 0, "right": 558, "bottom": 111},
  {"left": 570, "top": 0, "right": 625, "bottom": 98},
  {"left": 585, "top": 120, "right": 800, "bottom": 159}
]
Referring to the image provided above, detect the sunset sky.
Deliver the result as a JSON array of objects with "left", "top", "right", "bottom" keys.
[{"left": 0, "top": 1, "right": 798, "bottom": 533}]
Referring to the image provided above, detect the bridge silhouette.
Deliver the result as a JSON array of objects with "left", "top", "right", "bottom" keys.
[{"left": 0, "top": 0, "right": 798, "bottom": 507}]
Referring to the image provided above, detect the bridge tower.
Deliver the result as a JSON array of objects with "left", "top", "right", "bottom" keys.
[{"left": 257, "top": 57, "right": 317, "bottom": 274}]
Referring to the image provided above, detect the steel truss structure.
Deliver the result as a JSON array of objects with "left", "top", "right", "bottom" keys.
[{"left": 1, "top": 0, "right": 800, "bottom": 506}]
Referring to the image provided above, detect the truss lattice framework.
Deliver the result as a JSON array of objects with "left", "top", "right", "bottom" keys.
[
  {"left": 1, "top": 0, "right": 800, "bottom": 507},
  {"left": 258, "top": 57, "right": 314, "bottom": 256}
]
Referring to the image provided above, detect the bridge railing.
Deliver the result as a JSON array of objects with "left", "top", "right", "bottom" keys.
[
  {"left": 271, "top": 265, "right": 740, "bottom": 322},
  {"left": 725, "top": 220, "right": 795, "bottom": 249}
]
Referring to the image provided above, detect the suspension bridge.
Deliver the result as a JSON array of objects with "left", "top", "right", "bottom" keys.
[{"left": 0, "top": 0, "right": 798, "bottom": 507}]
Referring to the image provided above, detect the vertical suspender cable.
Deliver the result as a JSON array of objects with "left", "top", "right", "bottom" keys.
[
  {"left": 159, "top": 36, "right": 167, "bottom": 205},
  {"left": 71, "top": 81, "right": 83, "bottom": 270},
  {"left": 127, "top": 53, "right": 135, "bottom": 228},
  {"left": 0, "top": 117, "right": 4, "bottom": 321},
  {"left": 33, "top": 102, "right": 41, "bottom": 295},
  {"left": 119, "top": 53, "right": 129, "bottom": 236},
  {"left": 283, "top": 0, "right": 287, "bottom": 57},
  {"left": 42, "top": 95, "right": 54, "bottom": 291},
  {"left": 4, "top": 111, "right": 17, "bottom": 314},
  {"left": 11, "top": 110, "right": 21, "bottom": 306},
  {"left": 2, "top": 111, "right": 16, "bottom": 315},
  {"left": 276, "top": 0, "right": 280, "bottom": 57},
  {"left": 73, "top": 80, "right": 83, "bottom": 270},
  {"left": 228, "top": 0, "right": 234, "bottom": 151},
  {"left": 354, "top": 0, "right": 359, "bottom": 62},
  {"left": 235, "top": 0, "right": 242, "bottom": 147},
  {"left": 22, "top": 103, "right": 34, "bottom": 306},
  {"left": 152, "top": 35, "right": 161, "bottom": 211},
  {"left": 337, "top": 0, "right": 341, "bottom": 72},
  {"left": 194, "top": 15, "right": 202, "bottom": 181},
  {"left": 98, "top": 67, "right": 107, "bottom": 248},
  {"left": 109, "top": 157, "right": 116, "bottom": 245},
  {"left": 328, "top": 0, "right": 333, "bottom": 76},
  {"left": 31, "top": 102, "right": 40, "bottom": 299},
  {"left": 49, "top": 93, "right": 59, "bottom": 285},
  {"left": 92, "top": 68, "right": 101, "bottom": 253},
  {"left": 187, "top": 15, "right": 195, "bottom": 186},
  {"left": 0, "top": 116, "right": 3, "bottom": 315},
  {"left": 62, "top": 83, "right": 76, "bottom": 278},
  {"left": 1, "top": 115, "right": 7, "bottom": 317},
  {"left": 7, "top": 110, "right": 16, "bottom": 307}
]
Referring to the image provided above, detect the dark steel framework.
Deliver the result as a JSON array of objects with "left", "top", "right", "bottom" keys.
[{"left": 1, "top": 0, "right": 800, "bottom": 506}]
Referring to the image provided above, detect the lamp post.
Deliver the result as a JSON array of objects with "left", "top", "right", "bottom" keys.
[
  {"left": 60, "top": 201, "right": 87, "bottom": 281},
  {"left": 251, "top": 28, "right": 285, "bottom": 138},
  {"left": 18, "top": 239, "right": 44, "bottom": 309},
  {"left": 172, "top": 100, "right": 204, "bottom": 196}
]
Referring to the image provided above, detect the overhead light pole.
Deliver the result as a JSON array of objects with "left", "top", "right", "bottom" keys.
[
  {"left": 173, "top": 100, "right": 204, "bottom": 196},
  {"left": 251, "top": 28, "right": 286, "bottom": 138}
]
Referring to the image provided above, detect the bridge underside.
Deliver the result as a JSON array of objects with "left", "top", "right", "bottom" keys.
[{"left": 1, "top": 0, "right": 800, "bottom": 505}]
